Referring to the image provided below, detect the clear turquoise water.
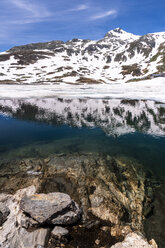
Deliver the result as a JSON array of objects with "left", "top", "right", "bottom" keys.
[{"left": 0, "top": 97, "right": 165, "bottom": 178}]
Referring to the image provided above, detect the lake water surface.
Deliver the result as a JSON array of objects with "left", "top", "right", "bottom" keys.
[{"left": 0, "top": 97, "right": 165, "bottom": 178}]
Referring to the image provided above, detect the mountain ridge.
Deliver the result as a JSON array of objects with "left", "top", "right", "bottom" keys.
[{"left": 0, "top": 28, "right": 165, "bottom": 85}]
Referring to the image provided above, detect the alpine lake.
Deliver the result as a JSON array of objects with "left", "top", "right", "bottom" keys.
[{"left": 0, "top": 97, "right": 165, "bottom": 247}]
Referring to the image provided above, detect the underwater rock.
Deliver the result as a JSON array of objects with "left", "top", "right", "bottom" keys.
[
  {"left": 20, "top": 192, "right": 81, "bottom": 225},
  {"left": 10, "top": 227, "right": 50, "bottom": 248},
  {"left": 37, "top": 153, "right": 155, "bottom": 232},
  {"left": 0, "top": 202, "right": 10, "bottom": 226},
  {"left": 0, "top": 185, "right": 82, "bottom": 248},
  {"left": 0, "top": 153, "right": 159, "bottom": 247},
  {"left": 51, "top": 201, "right": 81, "bottom": 225},
  {"left": 111, "top": 232, "right": 157, "bottom": 248},
  {"left": 51, "top": 226, "right": 69, "bottom": 238},
  {"left": 0, "top": 186, "right": 38, "bottom": 248},
  {"left": 49, "top": 226, "right": 69, "bottom": 246}
]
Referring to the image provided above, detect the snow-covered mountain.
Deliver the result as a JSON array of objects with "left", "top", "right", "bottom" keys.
[
  {"left": 0, "top": 28, "right": 165, "bottom": 84},
  {"left": 0, "top": 98, "right": 165, "bottom": 137}
]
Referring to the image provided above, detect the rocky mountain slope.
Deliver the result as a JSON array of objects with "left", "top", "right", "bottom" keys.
[{"left": 0, "top": 28, "right": 165, "bottom": 84}]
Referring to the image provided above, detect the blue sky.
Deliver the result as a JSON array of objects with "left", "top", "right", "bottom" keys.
[{"left": 0, "top": 0, "right": 165, "bottom": 51}]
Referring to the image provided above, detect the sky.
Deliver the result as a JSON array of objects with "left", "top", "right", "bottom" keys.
[{"left": 0, "top": 0, "right": 165, "bottom": 51}]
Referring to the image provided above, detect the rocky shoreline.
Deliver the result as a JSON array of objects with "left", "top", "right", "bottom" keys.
[{"left": 0, "top": 153, "right": 161, "bottom": 247}]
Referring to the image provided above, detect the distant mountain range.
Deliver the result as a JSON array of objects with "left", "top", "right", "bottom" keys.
[{"left": 0, "top": 28, "right": 165, "bottom": 85}]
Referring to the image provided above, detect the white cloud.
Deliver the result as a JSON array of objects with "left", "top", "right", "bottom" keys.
[
  {"left": 67, "top": 4, "right": 89, "bottom": 12},
  {"left": 0, "top": 0, "right": 120, "bottom": 50},
  {"left": 0, "top": 0, "right": 52, "bottom": 45},
  {"left": 91, "top": 10, "right": 117, "bottom": 20},
  {"left": 10, "top": 0, "right": 51, "bottom": 18}
]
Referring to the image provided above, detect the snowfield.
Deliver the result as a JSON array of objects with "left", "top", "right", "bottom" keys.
[{"left": 0, "top": 77, "right": 165, "bottom": 102}]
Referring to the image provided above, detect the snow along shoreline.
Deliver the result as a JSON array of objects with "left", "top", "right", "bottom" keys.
[{"left": 0, "top": 77, "right": 165, "bottom": 103}]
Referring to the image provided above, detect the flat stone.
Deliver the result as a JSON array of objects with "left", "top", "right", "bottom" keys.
[
  {"left": 20, "top": 193, "right": 72, "bottom": 224},
  {"left": 20, "top": 192, "right": 81, "bottom": 225},
  {"left": 51, "top": 226, "right": 69, "bottom": 238},
  {"left": 50, "top": 226, "right": 69, "bottom": 246}
]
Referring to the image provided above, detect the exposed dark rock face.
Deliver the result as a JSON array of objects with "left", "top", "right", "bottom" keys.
[
  {"left": 13, "top": 50, "right": 54, "bottom": 65},
  {"left": 0, "top": 53, "right": 11, "bottom": 62},
  {"left": 9, "top": 40, "right": 65, "bottom": 52},
  {"left": 114, "top": 53, "right": 127, "bottom": 62},
  {"left": 127, "top": 35, "right": 156, "bottom": 59},
  {"left": 121, "top": 64, "right": 142, "bottom": 76}
]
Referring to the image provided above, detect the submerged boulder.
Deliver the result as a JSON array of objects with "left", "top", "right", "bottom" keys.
[
  {"left": 50, "top": 226, "right": 69, "bottom": 246},
  {"left": 111, "top": 232, "right": 157, "bottom": 248},
  {"left": 20, "top": 192, "right": 81, "bottom": 225},
  {"left": 0, "top": 202, "right": 10, "bottom": 226},
  {"left": 51, "top": 226, "right": 69, "bottom": 238},
  {"left": 0, "top": 153, "right": 160, "bottom": 247},
  {"left": 37, "top": 154, "right": 155, "bottom": 232},
  {"left": 10, "top": 227, "right": 50, "bottom": 248},
  {"left": 0, "top": 186, "right": 81, "bottom": 248}
]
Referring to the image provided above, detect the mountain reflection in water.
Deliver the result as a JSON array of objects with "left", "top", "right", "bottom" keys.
[{"left": 0, "top": 98, "right": 165, "bottom": 137}]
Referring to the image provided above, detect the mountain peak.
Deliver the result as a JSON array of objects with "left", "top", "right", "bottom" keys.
[
  {"left": 105, "top": 27, "right": 127, "bottom": 35},
  {"left": 113, "top": 27, "right": 124, "bottom": 33},
  {"left": 104, "top": 28, "right": 139, "bottom": 41}
]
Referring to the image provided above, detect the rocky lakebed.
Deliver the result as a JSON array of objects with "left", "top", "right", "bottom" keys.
[{"left": 0, "top": 152, "right": 163, "bottom": 248}]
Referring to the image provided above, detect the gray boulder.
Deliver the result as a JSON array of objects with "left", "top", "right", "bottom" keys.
[
  {"left": 10, "top": 227, "right": 50, "bottom": 248},
  {"left": 51, "top": 226, "right": 69, "bottom": 238},
  {"left": 0, "top": 186, "right": 52, "bottom": 248},
  {"left": 50, "top": 226, "right": 69, "bottom": 246},
  {"left": 0, "top": 203, "right": 10, "bottom": 226},
  {"left": 20, "top": 192, "right": 81, "bottom": 225},
  {"left": 51, "top": 201, "right": 81, "bottom": 225},
  {"left": 111, "top": 232, "right": 158, "bottom": 248}
]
